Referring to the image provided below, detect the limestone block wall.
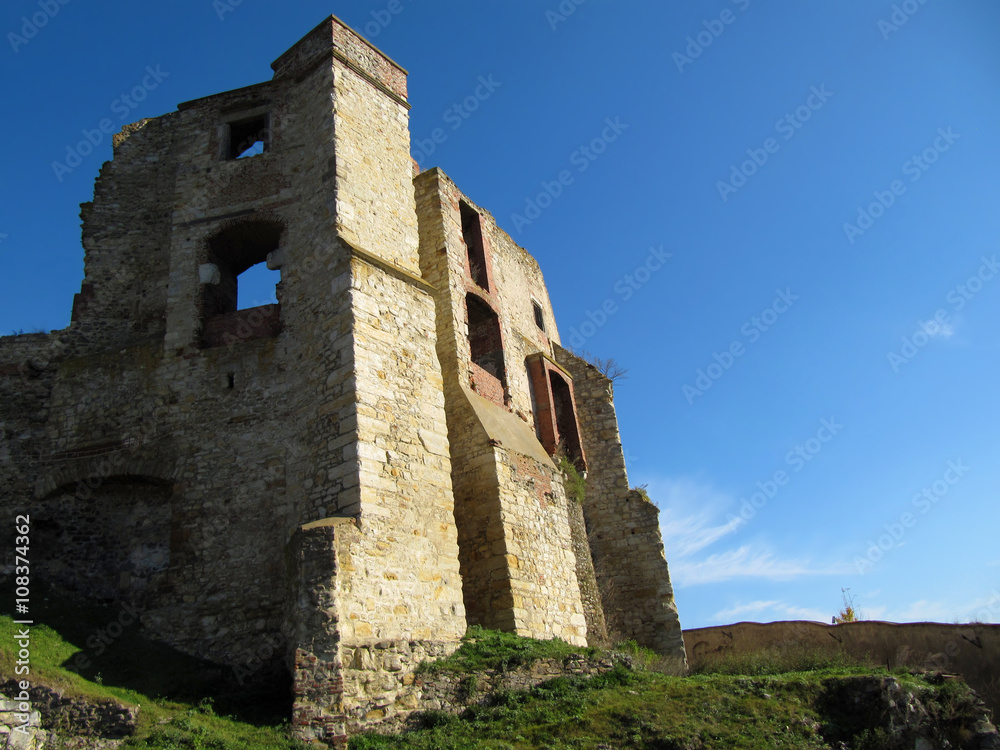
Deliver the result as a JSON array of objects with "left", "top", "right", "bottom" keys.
[
  {"left": 566, "top": 498, "right": 609, "bottom": 645},
  {"left": 414, "top": 169, "right": 503, "bottom": 631},
  {"left": 272, "top": 18, "right": 468, "bottom": 739},
  {"left": 30, "top": 336, "right": 298, "bottom": 669},
  {"left": 555, "top": 345, "right": 686, "bottom": 671},
  {"left": 329, "top": 39, "right": 418, "bottom": 274},
  {"left": 341, "top": 256, "right": 466, "bottom": 645},
  {"left": 492, "top": 443, "right": 587, "bottom": 645}
]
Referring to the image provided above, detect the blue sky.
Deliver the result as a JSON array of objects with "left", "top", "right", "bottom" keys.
[{"left": 2, "top": 1, "right": 999, "bottom": 630}]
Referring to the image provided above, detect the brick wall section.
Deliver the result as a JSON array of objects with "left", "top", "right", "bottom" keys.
[
  {"left": 469, "top": 362, "right": 505, "bottom": 406},
  {"left": 201, "top": 304, "right": 281, "bottom": 347},
  {"left": 555, "top": 345, "right": 686, "bottom": 671},
  {"left": 526, "top": 352, "right": 586, "bottom": 468},
  {"left": 286, "top": 519, "right": 352, "bottom": 748}
]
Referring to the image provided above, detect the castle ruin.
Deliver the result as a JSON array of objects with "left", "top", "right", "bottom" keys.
[{"left": 0, "top": 16, "right": 684, "bottom": 746}]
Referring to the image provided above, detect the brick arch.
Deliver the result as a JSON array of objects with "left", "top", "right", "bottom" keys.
[
  {"left": 34, "top": 453, "right": 177, "bottom": 499},
  {"left": 207, "top": 209, "right": 288, "bottom": 245},
  {"left": 32, "top": 462, "right": 178, "bottom": 607}
]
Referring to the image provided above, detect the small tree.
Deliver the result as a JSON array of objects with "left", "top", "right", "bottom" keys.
[
  {"left": 574, "top": 349, "right": 628, "bottom": 384},
  {"left": 833, "top": 588, "right": 863, "bottom": 624}
]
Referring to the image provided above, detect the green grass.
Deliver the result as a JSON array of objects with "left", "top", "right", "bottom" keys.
[
  {"left": 353, "top": 666, "right": 988, "bottom": 750},
  {"left": 688, "top": 642, "right": 881, "bottom": 677},
  {"left": 419, "top": 626, "right": 598, "bottom": 675},
  {"left": 556, "top": 455, "right": 586, "bottom": 504},
  {"left": 356, "top": 640, "right": 990, "bottom": 750}
]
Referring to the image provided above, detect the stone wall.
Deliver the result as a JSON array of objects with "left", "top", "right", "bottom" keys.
[
  {"left": 554, "top": 346, "right": 686, "bottom": 671},
  {"left": 0, "top": 13, "right": 686, "bottom": 747},
  {"left": 369, "top": 652, "right": 628, "bottom": 735},
  {"left": 684, "top": 620, "right": 1000, "bottom": 717},
  {"left": 0, "top": 682, "right": 138, "bottom": 740},
  {"left": 0, "top": 681, "right": 138, "bottom": 749},
  {"left": 413, "top": 169, "right": 591, "bottom": 647},
  {"left": 566, "top": 498, "right": 609, "bottom": 645}
]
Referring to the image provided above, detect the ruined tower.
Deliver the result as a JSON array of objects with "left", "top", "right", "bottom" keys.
[{"left": 0, "top": 16, "right": 684, "bottom": 746}]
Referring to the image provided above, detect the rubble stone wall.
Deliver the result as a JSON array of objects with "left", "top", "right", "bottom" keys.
[{"left": 555, "top": 346, "right": 686, "bottom": 671}]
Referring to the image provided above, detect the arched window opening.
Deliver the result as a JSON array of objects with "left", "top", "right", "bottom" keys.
[
  {"left": 34, "top": 477, "right": 172, "bottom": 607},
  {"left": 202, "top": 220, "right": 284, "bottom": 347}
]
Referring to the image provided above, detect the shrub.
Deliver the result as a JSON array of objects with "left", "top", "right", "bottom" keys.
[{"left": 557, "top": 454, "right": 586, "bottom": 503}]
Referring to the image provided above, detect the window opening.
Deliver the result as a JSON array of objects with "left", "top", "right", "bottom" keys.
[
  {"left": 532, "top": 300, "right": 545, "bottom": 332},
  {"left": 236, "top": 261, "right": 280, "bottom": 310},
  {"left": 460, "top": 201, "right": 489, "bottom": 290},
  {"left": 550, "top": 370, "right": 583, "bottom": 468},
  {"left": 467, "top": 295, "right": 505, "bottom": 382},
  {"left": 228, "top": 114, "right": 270, "bottom": 160},
  {"left": 204, "top": 221, "right": 282, "bottom": 318}
]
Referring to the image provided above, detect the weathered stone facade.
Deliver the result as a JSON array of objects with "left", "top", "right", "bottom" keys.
[{"left": 0, "top": 15, "right": 684, "bottom": 746}]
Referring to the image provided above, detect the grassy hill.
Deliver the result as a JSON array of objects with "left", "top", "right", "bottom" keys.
[{"left": 0, "top": 581, "right": 995, "bottom": 749}]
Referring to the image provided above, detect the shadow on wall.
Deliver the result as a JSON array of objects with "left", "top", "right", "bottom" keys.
[
  {"left": 0, "top": 576, "right": 291, "bottom": 725},
  {"left": 684, "top": 620, "right": 1000, "bottom": 718}
]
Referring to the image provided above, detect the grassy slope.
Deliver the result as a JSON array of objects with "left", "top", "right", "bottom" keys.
[
  {"left": 0, "top": 578, "right": 304, "bottom": 749},
  {"left": 353, "top": 631, "right": 990, "bottom": 750},
  {"left": 0, "top": 584, "right": 991, "bottom": 750}
]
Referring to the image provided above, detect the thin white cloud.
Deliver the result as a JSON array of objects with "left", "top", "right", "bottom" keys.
[
  {"left": 710, "top": 600, "right": 779, "bottom": 620},
  {"left": 865, "top": 605, "right": 888, "bottom": 621},
  {"left": 660, "top": 508, "right": 743, "bottom": 559},
  {"left": 781, "top": 604, "right": 831, "bottom": 622},
  {"left": 865, "top": 592, "right": 1000, "bottom": 624},
  {"left": 671, "top": 545, "right": 850, "bottom": 587},
  {"left": 891, "top": 600, "right": 951, "bottom": 623},
  {"left": 929, "top": 323, "right": 955, "bottom": 339},
  {"left": 643, "top": 475, "right": 850, "bottom": 589},
  {"left": 710, "top": 599, "right": 829, "bottom": 624},
  {"left": 649, "top": 477, "right": 744, "bottom": 558}
]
